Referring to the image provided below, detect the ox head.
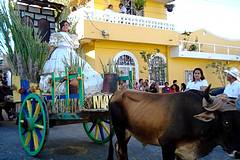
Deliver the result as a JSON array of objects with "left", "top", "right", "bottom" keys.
[{"left": 194, "top": 86, "right": 240, "bottom": 154}]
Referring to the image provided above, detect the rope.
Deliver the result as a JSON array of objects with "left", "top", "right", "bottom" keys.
[{"left": 203, "top": 94, "right": 236, "bottom": 111}]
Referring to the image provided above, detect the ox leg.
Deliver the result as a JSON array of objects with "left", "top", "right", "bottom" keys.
[
  {"left": 110, "top": 102, "right": 129, "bottom": 160},
  {"left": 115, "top": 130, "right": 131, "bottom": 160},
  {"left": 161, "top": 143, "right": 176, "bottom": 160},
  {"left": 114, "top": 127, "right": 129, "bottom": 160}
]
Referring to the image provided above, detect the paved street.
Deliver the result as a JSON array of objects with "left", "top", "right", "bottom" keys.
[{"left": 0, "top": 121, "right": 235, "bottom": 160}]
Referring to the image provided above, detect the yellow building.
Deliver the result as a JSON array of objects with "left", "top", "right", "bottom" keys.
[{"left": 68, "top": 0, "right": 240, "bottom": 88}]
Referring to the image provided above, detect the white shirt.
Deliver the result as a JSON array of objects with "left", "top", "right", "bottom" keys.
[
  {"left": 186, "top": 79, "right": 208, "bottom": 91},
  {"left": 223, "top": 80, "right": 240, "bottom": 98},
  {"left": 105, "top": 9, "right": 114, "bottom": 14},
  {"left": 120, "top": 6, "right": 127, "bottom": 13}
]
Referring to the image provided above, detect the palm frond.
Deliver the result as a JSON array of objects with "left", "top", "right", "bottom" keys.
[{"left": 0, "top": 1, "right": 49, "bottom": 83}]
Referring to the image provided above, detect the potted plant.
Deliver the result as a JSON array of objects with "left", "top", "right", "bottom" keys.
[
  {"left": 188, "top": 37, "right": 199, "bottom": 51},
  {"left": 133, "top": 0, "right": 145, "bottom": 16},
  {"left": 100, "top": 59, "right": 119, "bottom": 93},
  {"left": 165, "top": 4, "right": 175, "bottom": 12},
  {"left": 188, "top": 44, "right": 198, "bottom": 51},
  {"left": 181, "top": 31, "right": 192, "bottom": 51}
]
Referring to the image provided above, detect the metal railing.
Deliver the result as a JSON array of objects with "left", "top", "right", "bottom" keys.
[{"left": 179, "top": 40, "right": 240, "bottom": 55}]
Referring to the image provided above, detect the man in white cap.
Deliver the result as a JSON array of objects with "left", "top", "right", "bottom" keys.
[{"left": 223, "top": 67, "right": 240, "bottom": 98}]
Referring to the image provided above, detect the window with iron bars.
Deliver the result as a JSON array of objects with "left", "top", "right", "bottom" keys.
[
  {"left": 149, "top": 56, "right": 167, "bottom": 85},
  {"left": 121, "top": 0, "right": 144, "bottom": 16}
]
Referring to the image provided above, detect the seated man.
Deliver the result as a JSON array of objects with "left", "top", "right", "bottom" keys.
[{"left": 223, "top": 67, "right": 240, "bottom": 99}]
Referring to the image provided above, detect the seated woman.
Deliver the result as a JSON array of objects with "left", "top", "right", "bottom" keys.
[
  {"left": 39, "top": 20, "right": 103, "bottom": 95},
  {"left": 186, "top": 68, "right": 208, "bottom": 91}
]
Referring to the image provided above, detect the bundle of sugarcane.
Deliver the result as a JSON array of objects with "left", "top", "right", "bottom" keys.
[{"left": 0, "top": 1, "right": 49, "bottom": 83}]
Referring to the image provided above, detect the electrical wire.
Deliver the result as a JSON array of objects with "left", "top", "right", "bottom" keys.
[{"left": 83, "top": 10, "right": 104, "bottom": 33}]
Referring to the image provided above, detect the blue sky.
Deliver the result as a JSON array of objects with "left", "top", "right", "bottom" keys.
[{"left": 168, "top": 0, "right": 240, "bottom": 40}]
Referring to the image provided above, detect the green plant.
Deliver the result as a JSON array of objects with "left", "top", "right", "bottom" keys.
[
  {"left": 181, "top": 31, "right": 192, "bottom": 50},
  {"left": 133, "top": 0, "right": 146, "bottom": 11},
  {"left": 0, "top": 1, "right": 49, "bottom": 83},
  {"left": 188, "top": 44, "right": 198, "bottom": 51},
  {"left": 206, "top": 61, "right": 230, "bottom": 86},
  {"left": 140, "top": 49, "right": 160, "bottom": 71},
  {"left": 188, "top": 36, "right": 199, "bottom": 51},
  {"left": 62, "top": 48, "right": 86, "bottom": 73},
  {"left": 99, "top": 58, "right": 119, "bottom": 74}
]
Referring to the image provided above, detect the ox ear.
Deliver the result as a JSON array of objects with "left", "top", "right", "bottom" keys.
[
  {"left": 204, "top": 84, "right": 211, "bottom": 94},
  {"left": 193, "top": 112, "right": 215, "bottom": 122}
]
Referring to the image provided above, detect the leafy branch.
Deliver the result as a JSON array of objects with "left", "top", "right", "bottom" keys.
[
  {"left": 0, "top": 1, "right": 49, "bottom": 83},
  {"left": 99, "top": 58, "right": 119, "bottom": 74},
  {"left": 139, "top": 48, "right": 160, "bottom": 72},
  {"left": 206, "top": 61, "right": 229, "bottom": 86}
]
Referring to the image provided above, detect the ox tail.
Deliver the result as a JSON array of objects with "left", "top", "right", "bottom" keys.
[{"left": 107, "top": 102, "right": 114, "bottom": 160}]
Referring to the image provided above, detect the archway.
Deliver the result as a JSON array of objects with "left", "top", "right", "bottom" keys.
[{"left": 114, "top": 51, "right": 139, "bottom": 81}]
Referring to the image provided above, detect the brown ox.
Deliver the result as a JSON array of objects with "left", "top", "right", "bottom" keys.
[{"left": 107, "top": 87, "right": 240, "bottom": 160}]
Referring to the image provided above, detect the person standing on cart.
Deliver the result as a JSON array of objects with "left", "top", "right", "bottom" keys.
[{"left": 40, "top": 20, "right": 103, "bottom": 95}]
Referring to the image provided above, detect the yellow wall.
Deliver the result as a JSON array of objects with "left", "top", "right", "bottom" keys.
[
  {"left": 81, "top": 38, "right": 240, "bottom": 88},
  {"left": 145, "top": 1, "right": 166, "bottom": 19},
  {"left": 188, "top": 30, "right": 240, "bottom": 54},
  {"left": 80, "top": 41, "right": 95, "bottom": 66},
  {"left": 170, "top": 30, "right": 240, "bottom": 87},
  {"left": 93, "top": 0, "right": 167, "bottom": 19},
  {"left": 168, "top": 55, "right": 240, "bottom": 88},
  {"left": 82, "top": 40, "right": 167, "bottom": 79},
  {"left": 83, "top": 20, "right": 178, "bottom": 46},
  {"left": 94, "top": 0, "right": 120, "bottom": 11}
]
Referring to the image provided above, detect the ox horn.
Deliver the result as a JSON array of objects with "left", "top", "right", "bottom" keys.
[
  {"left": 204, "top": 84, "right": 211, "bottom": 94},
  {"left": 204, "top": 99, "right": 222, "bottom": 111}
]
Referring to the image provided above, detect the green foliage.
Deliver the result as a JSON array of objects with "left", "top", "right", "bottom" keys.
[
  {"left": 0, "top": 1, "right": 49, "bottom": 83},
  {"left": 188, "top": 44, "right": 198, "bottom": 51},
  {"left": 139, "top": 48, "right": 160, "bottom": 70},
  {"left": 181, "top": 31, "right": 192, "bottom": 50},
  {"left": 205, "top": 61, "right": 229, "bottom": 86},
  {"left": 62, "top": 48, "right": 86, "bottom": 73},
  {"left": 99, "top": 58, "right": 119, "bottom": 74},
  {"left": 58, "top": 7, "right": 71, "bottom": 24},
  {"left": 133, "top": 0, "right": 146, "bottom": 11}
]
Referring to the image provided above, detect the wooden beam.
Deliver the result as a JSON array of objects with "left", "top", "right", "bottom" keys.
[{"left": 18, "top": 0, "right": 65, "bottom": 11}]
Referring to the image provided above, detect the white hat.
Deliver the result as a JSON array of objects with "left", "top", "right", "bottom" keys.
[{"left": 224, "top": 67, "right": 240, "bottom": 81}]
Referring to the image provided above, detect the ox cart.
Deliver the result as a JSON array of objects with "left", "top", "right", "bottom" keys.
[{"left": 13, "top": 67, "right": 133, "bottom": 156}]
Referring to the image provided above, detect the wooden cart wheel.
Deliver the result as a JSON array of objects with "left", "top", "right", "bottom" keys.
[
  {"left": 18, "top": 93, "right": 49, "bottom": 156},
  {"left": 83, "top": 118, "right": 112, "bottom": 144}
]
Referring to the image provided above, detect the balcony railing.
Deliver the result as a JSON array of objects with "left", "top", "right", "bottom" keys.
[
  {"left": 68, "top": 8, "right": 175, "bottom": 31},
  {"left": 171, "top": 41, "right": 240, "bottom": 61},
  {"left": 179, "top": 40, "right": 240, "bottom": 55}
]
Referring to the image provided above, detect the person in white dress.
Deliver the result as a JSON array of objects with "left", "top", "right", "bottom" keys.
[
  {"left": 186, "top": 68, "right": 208, "bottom": 91},
  {"left": 39, "top": 20, "right": 103, "bottom": 95}
]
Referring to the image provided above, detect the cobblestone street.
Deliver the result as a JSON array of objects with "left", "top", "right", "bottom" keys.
[{"left": 0, "top": 121, "right": 235, "bottom": 160}]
